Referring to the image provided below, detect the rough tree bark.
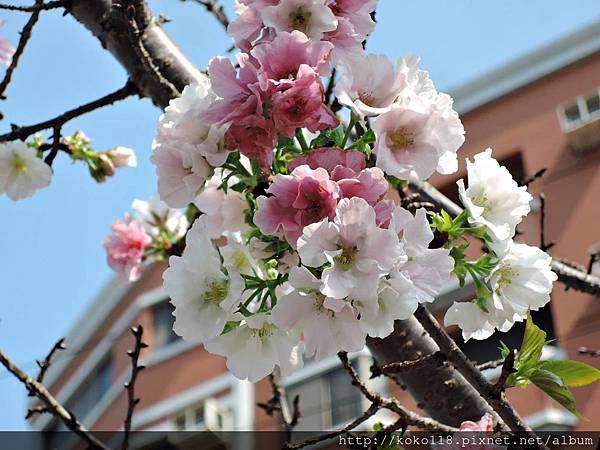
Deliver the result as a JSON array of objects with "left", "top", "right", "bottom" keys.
[
  {"left": 367, "top": 318, "right": 498, "bottom": 428},
  {"left": 69, "top": 0, "right": 205, "bottom": 108}
]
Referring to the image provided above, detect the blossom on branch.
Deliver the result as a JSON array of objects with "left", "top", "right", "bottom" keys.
[
  {"left": 0, "top": 142, "right": 52, "bottom": 201},
  {"left": 103, "top": 217, "right": 151, "bottom": 282}
]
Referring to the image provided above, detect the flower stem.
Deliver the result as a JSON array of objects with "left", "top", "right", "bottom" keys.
[
  {"left": 295, "top": 129, "right": 309, "bottom": 152},
  {"left": 341, "top": 114, "right": 357, "bottom": 148}
]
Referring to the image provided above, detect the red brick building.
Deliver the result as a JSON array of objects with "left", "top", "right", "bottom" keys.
[{"left": 30, "top": 18, "right": 600, "bottom": 442}]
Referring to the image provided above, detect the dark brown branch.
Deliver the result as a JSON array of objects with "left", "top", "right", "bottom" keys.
[
  {"left": 491, "top": 350, "right": 516, "bottom": 396},
  {"left": 180, "top": 0, "right": 229, "bottom": 31},
  {"left": 35, "top": 337, "right": 65, "bottom": 385},
  {"left": 409, "top": 179, "right": 600, "bottom": 297},
  {"left": 324, "top": 68, "right": 336, "bottom": 106},
  {"left": 0, "top": 0, "right": 45, "bottom": 100},
  {"left": 538, "top": 193, "right": 554, "bottom": 252},
  {"left": 337, "top": 352, "right": 457, "bottom": 433},
  {"left": 122, "top": 325, "right": 147, "bottom": 450},
  {"left": 0, "top": 348, "right": 111, "bottom": 450},
  {"left": 578, "top": 347, "right": 600, "bottom": 358},
  {"left": 379, "top": 352, "right": 444, "bottom": 375},
  {"left": 0, "top": 0, "right": 65, "bottom": 11},
  {"left": 0, "top": 80, "right": 137, "bottom": 142},
  {"left": 413, "top": 306, "right": 545, "bottom": 448},
  {"left": 283, "top": 403, "right": 379, "bottom": 450},
  {"left": 69, "top": 0, "right": 204, "bottom": 108}
]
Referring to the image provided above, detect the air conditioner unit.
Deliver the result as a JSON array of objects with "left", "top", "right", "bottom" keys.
[{"left": 565, "top": 114, "right": 600, "bottom": 155}]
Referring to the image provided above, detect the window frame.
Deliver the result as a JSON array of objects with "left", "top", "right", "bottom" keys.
[{"left": 558, "top": 87, "right": 600, "bottom": 132}]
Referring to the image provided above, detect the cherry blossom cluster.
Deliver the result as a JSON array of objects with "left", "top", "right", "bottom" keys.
[{"left": 101, "top": 0, "right": 557, "bottom": 382}]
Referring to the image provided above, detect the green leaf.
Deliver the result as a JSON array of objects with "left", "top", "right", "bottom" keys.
[
  {"left": 538, "top": 360, "right": 600, "bottom": 387},
  {"left": 348, "top": 128, "right": 376, "bottom": 155},
  {"left": 529, "top": 368, "right": 584, "bottom": 419},
  {"left": 516, "top": 312, "right": 546, "bottom": 370},
  {"left": 499, "top": 341, "right": 511, "bottom": 359},
  {"left": 309, "top": 125, "right": 345, "bottom": 148}
]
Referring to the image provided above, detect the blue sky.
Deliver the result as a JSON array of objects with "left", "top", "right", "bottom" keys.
[{"left": 0, "top": 0, "right": 598, "bottom": 430}]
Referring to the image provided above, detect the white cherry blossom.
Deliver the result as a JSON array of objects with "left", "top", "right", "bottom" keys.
[
  {"left": 271, "top": 266, "right": 366, "bottom": 360},
  {"left": 334, "top": 53, "right": 407, "bottom": 120},
  {"left": 0, "top": 141, "right": 52, "bottom": 201},
  {"left": 297, "top": 197, "right": 405, "bottom": 301},
  {"left": 193, "top": 169, "right": 250, "bottom": 239},
  {"left": 458, "top": 149, "right": 532, "bottom": 247},
  {"left": 390, "top": 207, "right": 454, "bottom": 303},
  {"left": 261, "top": 0, "right": 338, "bottom": 41},
  {"left": 163, "top": 221, "right": 244, "bottom": 343},
  {"left": 205, "top": 313, "right": 303, "bottom": 382},
  {"left": 132, "top": 194, "right": 188, "bottom": 239}
]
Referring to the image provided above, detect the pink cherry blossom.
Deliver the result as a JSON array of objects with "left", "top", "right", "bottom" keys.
[
  {"left": 372, "top": 100, "right": 444, "bottom": 181},
  {"left": 0, "top": 20, "right": 14, "bottom": 66},
  {"left": 272, "top": 65, "right": 339, "bottom": 137},
  {"left": 224, "top": 114, "right": 277, "bottom": 169},
  {"left": 326, "top": 0, "right": 376, "bottom": 39},
  {"left": 254, "top": 164, "right": 339, "bottom": 245},
  {"left": 251, "top": 30, "right": 333, "bottom": 80},
  {"left": 288, "top": 146, "right": 366, "bottom": 178},
  {"left": 104, "top": 218, "right": 152, "bottom": 282},
  {"left": 337, "top": 167, "right": 388, "bottom": 205}
]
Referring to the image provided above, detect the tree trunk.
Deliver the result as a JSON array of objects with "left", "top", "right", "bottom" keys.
[{"left": 366, "top": 317, "right": 495, "bottom": 427}]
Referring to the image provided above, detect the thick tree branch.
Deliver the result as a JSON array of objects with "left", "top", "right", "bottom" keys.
[
  {"left": 413, "top": 306, "right": 545, "bottom": 448},
  {"left": 68, "top": 0, "right": 205, "bottom": 108},
  {"left": 0, "top": 348, "right": 111, "bottom": 450},
  {"left": 337, "top": 352, "right": 457, "bottom": 433},
  {"left": 0, "top": 80, "right": 137, "bottom": 142},
  {"left": 0, "top": 0, "right": 44, "bottom": 100},
  {"left": 409, "top": 179, "right": 600, "bottom": 296}
]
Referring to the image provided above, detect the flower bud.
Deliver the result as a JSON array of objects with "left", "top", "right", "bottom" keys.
[{"left": 106, "top": 146, "right": 137, "bottom": 168}]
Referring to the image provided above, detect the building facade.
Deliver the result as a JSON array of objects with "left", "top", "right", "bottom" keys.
[{"left": 30, "top": 19, "right": 600, "bottom": 442}]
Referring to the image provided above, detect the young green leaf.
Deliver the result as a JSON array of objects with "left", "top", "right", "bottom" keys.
[
  {"left": 516, "top": 312, "right": 546, "bottom": 370},
  {"left": 538, "top": 360, "right": 600, "bottom": 387},
  {"left": 528, "top": 368, "right": 584, "bottom": 419}
]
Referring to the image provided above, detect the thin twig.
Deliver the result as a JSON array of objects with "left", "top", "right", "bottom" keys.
[
  {"left": 35, "top": 337, "right": 65, "bottom": 385},
  {"left": 413, "top": 306, "right": 547, "bottom": 449},
  {"left": 0, "top": 0, "right": 65, "bottom": 12},
  {"left": 538, "top": 193, "right": 554, "bottom": 252},
  {"left": 522, "top": 168, "right": 547, "bottom": 187},
  {"left": 283, "top": 403, "right": 379, "bottom": 450},
  {"left": 379, "top": 352, "right": 444, "bottom": 375},
  {"left": 578, "top": 347, "right": 600, "bottom": 358},
  {"left": 180, "top": 0, "right": 229, "bottom": 31},
  {"left": 324, "top": 68, "right": 336, "bottom": 106},
  {"left": 476, "top": 358, "right": 505, "bottom": 371},
  {"left": 43, "top": 125, "right": 62, "bottom": 165},
  {"left": 492, "top": 350, "right": 516, "bottom": 396},
  {"left": 257, "top": 369, "right": 300, "bottom": 441},
  {"left": 0, "top": 0, "right": 45, "bottom": 100},
  {"left": 0, "top": 80, "right": 137, "bottom": 142},
  {"left": 337, "top": 352, "right": 457, "bottom": 433},
  {"left": 122, "top": 325, "right": 147, "bottom": 450},
  {"left": 0, "top": 348, "right": 111, "bottom": 450}
]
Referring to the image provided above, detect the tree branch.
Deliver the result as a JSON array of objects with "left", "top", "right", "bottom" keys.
[
  {"left": 0, "top": 80, "right": 137, "bottom": 142},
  {"left": 122, "top": 325, "right": 147, "bottom": 450},
  {"left": 0, "top": 0, "right": 45, "bottom": 100},
  {"left": 68, "top": 0, "right": 205, "bottom": 108},
  {"left": 0, "top": 0, "right": 65, "bottom": 11},
  {"left": 180, "top": 0, "right": 229, "bottom": 31},
  {"left": 35, "top": 337, "right": 65, "bottom": 386},
  {"left": 337, "top": 352, "right": 457, "bottom": 433},
  {"left": 413, "top": 306, "right": 545, "bottom": 449},
  {"left": 257, "top": 369, "right": 300, "bottom": 442},
  {"left": 0, "top": 348, "right": 111, "bottom": 450}
]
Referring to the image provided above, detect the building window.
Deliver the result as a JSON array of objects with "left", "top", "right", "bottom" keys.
[
  {"left": 286, "top": 363, "right": 363, "bottom": 431},
  {"left": 152, "top": 300, "right": 180, "bottom": 350},
  {"left": 558, "top": 87, "right": 600, "bottom": 132},
  {"left": 65, "top": 355, "right": 113, "bottom": 419},
  {"left": 172, "top": 398, "right": 232, "bottom": 431}
]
